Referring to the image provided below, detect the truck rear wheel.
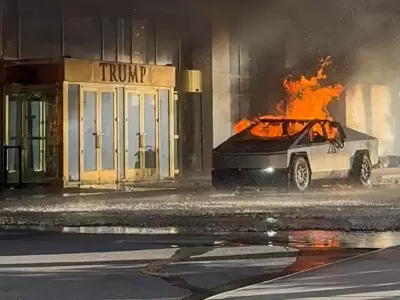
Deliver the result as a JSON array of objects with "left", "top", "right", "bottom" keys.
[
  {"left": 352, "top": 153, "right": 372, "bottom": 187},
  {"left": 290, "top": 156, "right": 311, "bottom": 192}
]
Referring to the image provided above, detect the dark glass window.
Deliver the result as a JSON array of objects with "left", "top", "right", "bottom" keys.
[
  {"left": 229, "top": 37, "right": 240, "bottom": 77},
  {"left": 117, "top": 18, "right": 131, "bottom": 63},
  {"left": 229, "top": 30, "right": 252, "bottom": 119},
  {"left": 240, "top": 45, "right": 251, "bottom": 78},
  {"left": 64, "top": 2, "right": 102, "bottom": 60},
  {"left": 3, "top": 0, "right": 18, "bottom": 59},
  {"left": 132, "top": 20, "right": 147, "bottom": 64},
  {"left": 145, "top": 20, "right": 156, "bottom": 65},
  {"left": 0, "top": 1, "right": 3, "bottom": 57},
  {"left": 131, "top": 19, "right": 156, "bottom": 64},
  {"left": 156, "top": 19, "right": 179, "bottom": 66},
  {"left": 20, "top": 0, "right": 61, "bottom": 59},
  {"left": 103, "top": 17, "right": 117, "bottom": 62}
]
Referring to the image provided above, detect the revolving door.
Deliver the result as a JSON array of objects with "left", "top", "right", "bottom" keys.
[{"left": 4, "top": 87, "right": 61, "bottom": 184}]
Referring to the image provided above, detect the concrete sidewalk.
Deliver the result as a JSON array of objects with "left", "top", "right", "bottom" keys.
[
  {"left": 0, "top": 175, "right": 211, "bottom": 201},
  {"left": 1, "top": 167, "right": 400, "bottom": 200},
  {"left": 1, "top": 167, "right": 400, "bottom": 201},
  {"left": 209, "top": 245, "right": 400, "bottom": 299},
  {"left": 372, "top": 167, "right": 400, "bottom": 185}
]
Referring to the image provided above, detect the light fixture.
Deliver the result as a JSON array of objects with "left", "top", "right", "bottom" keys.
[{"left": 263, "top": 167, "right": 274, "bottom": 173}]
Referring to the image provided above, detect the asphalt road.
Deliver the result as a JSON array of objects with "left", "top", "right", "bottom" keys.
[
  {"left": 0, "top": 231, "right": 299, "bottom": 300},
  {"left": 208, "top": 246, "right": 400, "bottom": 300},
  {"left": 0, "top": 230, "right": 383, "bottom": 300},
  {"left": 1, "top": 185, "right": 400, "bottom": 231}
]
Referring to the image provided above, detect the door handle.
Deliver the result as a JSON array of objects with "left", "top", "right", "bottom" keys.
[
  {"left": 95, "top": 134, "right": 102, "bottom": 149},
  {"left": 136, "top": 133, "right": 142, "bottom": 150}
]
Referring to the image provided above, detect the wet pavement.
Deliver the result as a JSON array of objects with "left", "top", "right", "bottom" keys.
[
  {"left": 208, "top": 245, "right": 400, "bottom": 299},
  {"left": 0, "top": 229, "right": 399, "bottom": 300},
  {"left": 0, "top": 176, "right": 211, "bottom": 201},
  {"left": 2, "top": 185, "right": 400, "bottom": 232}
]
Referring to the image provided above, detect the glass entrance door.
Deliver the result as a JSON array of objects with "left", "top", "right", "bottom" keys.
[
  {"left": 125, "top": 89, "right": 158, "bottom": 181},
  {"left": 5, "top": 90, "right": 52, "bottom": 183},
  {"left": 80, "top": 88, "right": 118, "bottom": 184}
]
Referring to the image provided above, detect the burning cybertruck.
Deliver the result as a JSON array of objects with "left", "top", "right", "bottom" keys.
[{"left": 212, "top": 119, "right": 379, "bottom": 191}]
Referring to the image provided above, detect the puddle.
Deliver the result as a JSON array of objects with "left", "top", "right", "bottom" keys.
[
  {"left": 62, "top": 226, "right": 181, "bottom": 235},
  {"left": 58, "top": 226, "right": 400, "bottom": 251},
  {"left": 228, "top": 230, "right": 400, "bottom": 250}
]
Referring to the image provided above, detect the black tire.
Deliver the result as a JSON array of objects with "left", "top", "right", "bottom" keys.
[
  {"left": 352, "top": 153, "right": 372, "bottom": 187},
  {"left": 290, "top": 156, "right": 311, "bottom": 192}
]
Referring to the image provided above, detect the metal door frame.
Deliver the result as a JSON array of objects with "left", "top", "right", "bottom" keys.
[
  {"left": 124, "top": 88, "right": 159, "bottom": 181},
  {"left": 23, "top": 97, "right": 47, "bottom": 173},
  {"left": 4, "top": 94, "right": 23, "bottom": 176},
  {"left": 142, "top": 89, "right": 159, "bottom": 180},
  {"left": 79, "top": 86, "right": 118, "bottom": 184},
  {"left": 4, "top": 87, "right": 52, "bottom": 183},
  {"left": 124, "top": 89, "right": 141, "bottom": 181},
  {"left": 98, "top": 87, "right": 118, "bottom": 183}
]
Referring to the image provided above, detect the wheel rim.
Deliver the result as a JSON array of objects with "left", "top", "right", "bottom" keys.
[
  {"left": 296, "top": 162, "right": 309, "bottom": 188},
  {"left": 361, "top": 158, "right": 371, "bottom": 183}
]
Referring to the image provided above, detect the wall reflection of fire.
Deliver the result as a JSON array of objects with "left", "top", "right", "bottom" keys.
[
  {"left": 345, "top": 232, "right": 398, "bottom": 249},
  {"left": 288, "top": 230, "right": 400, "bottom": 251}
]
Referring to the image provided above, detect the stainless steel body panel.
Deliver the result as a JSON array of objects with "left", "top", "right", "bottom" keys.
[
  {"left": 287, "top": 127, "right": 379, "bottom": 180},
  {"left": 287, "top": 144, "right": 335, "bottom": 179}
]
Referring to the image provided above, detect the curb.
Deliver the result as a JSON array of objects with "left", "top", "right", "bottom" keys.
[
  {"left": 2, "top": 187, "right": 178, "bottom": 201},
  {"left": 0, "top": 224, "right": 224, "bottom": 235},
  {"left": 0, "top": 224, "right": 64, "bottom": 234},
  {"left": 0, "top": 225, "right": 197, "bottom": 236},
  {"left": 1, "top": 184, "right": 213, "bottom": 202}
]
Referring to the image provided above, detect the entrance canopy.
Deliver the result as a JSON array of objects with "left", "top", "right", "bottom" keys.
[
  {"left": 2, "top": 58, "right": 177, "bottom": 186},
  {"left": 3, "top": 58, "right": 176, "bottom": 88}
]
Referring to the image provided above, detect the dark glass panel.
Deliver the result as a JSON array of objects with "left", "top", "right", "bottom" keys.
[
  {"left": 64, "top": 1, "right": 102, "bottom": 60},
  {"left": 3, "top": 0, "right": 18, "bottom": 58},
  {"left": 20, "top": 0, "right": 61, "bottom": 59}
]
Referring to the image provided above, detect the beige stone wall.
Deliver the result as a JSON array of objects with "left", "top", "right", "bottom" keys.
[{"left": 346, "top": 84, "right": 400, "bottom": 157}]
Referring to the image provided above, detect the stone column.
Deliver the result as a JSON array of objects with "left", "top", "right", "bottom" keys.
[{"left": 211, "top": 17, "right": 232, "bottom": 147}]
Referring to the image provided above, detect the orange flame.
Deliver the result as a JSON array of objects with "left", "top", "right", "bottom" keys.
[{"left": 233, "top": 57, "right": 344, "bottom": 139}]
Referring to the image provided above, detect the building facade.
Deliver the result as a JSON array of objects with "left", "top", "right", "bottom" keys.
[
  {"left": 0, "top": 0, "right": 254, "bottom": 186},
  {"left": 3, "top": 0, "right": 399, "bottom": 187},
  {"left": 0, "top": 0, "right": 225, "bottom": 185}
]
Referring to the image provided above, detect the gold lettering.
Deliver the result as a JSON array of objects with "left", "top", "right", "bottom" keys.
[
  {"left": 99, "top": 62, "right": 108, "bottom": 81},
  {"left": 140, "top": 66, "right": 146, "bottom": 83},
  {"left": 99, "top": 63, "right": 148, "bottom": 84},
  {"left": 109, "top": 64, "right": 117, "bottom": 82},
  {"left": 128, "top": 65, "right": 135, "bottom": 83},
  {"left": 118, "top": 64, "right": 127, "bottom": 82}
]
